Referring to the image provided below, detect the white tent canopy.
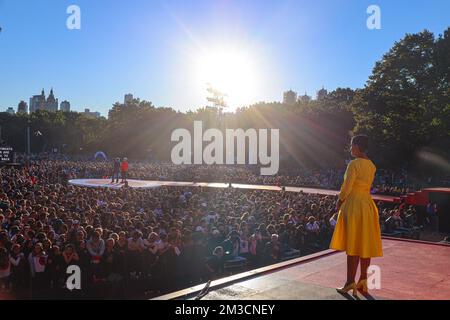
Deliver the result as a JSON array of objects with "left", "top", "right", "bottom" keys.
[{"left": 94, "top": 151, "right": 107, "bottom": 160}]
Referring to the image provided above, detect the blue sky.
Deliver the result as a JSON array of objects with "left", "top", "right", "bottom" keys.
[{"left": 0, "top": 0, "right": 449, "bottom": 116}]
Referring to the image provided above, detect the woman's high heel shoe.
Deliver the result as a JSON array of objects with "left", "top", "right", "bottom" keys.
[
  {"left": 356, "top": 279, "right": 368, "bottom": 294},
  {"left": 336, "top": 282, "right": 357, "bottom": 297}
]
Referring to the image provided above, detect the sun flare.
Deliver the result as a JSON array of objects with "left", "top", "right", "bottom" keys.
[{"left": 194, "top": 46, "right": 260, "bottom": 110}]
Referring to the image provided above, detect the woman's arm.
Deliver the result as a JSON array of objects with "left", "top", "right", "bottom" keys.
[{"left": 338, "top": 161, "right": 357, "bottom": 205}]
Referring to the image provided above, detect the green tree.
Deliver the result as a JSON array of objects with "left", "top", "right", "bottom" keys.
[{"left": 352, "top": 29, "right": 449, "bottom": 170}]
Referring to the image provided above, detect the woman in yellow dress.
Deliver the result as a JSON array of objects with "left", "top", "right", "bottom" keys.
[{"left": 330, "top": 135, "right": 383, "bottom": 296}]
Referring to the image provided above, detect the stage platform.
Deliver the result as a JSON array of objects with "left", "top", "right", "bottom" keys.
[
  {"left": 68, "top": 179, "right": 399, "bottom": 203},
  {"left": 154, "top": 238, "right": 450, "bottom": 300}
]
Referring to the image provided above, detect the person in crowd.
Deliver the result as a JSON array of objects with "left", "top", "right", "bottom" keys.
[
  {"left": 0, "top": 247, "right": 11, "bottom": 292},
  {"left": 265, "top": 234, "right": 281, "bottom": 264},
  {"left": 62, "top": 244, "right": 80, "bottom": 267},
  {"left": 142, "top": 233, "right": 158, "bottom": 279},
  {"left": 102, "top": 238, "right": 124, "bottom": 296},
  {"left": 111, "top": 158, "right": 121, "bottom": 183},
  {"left": 86, "top": 231, "right": 105, "bottom": 280},
  {"left": 121, "top": 158, "right": 129, "bottom": 184},
  {"left": 47, "top": 245, "right": 65, "bottom": 290},
  {"left": 239, "top": 230, "right": 250, "bottom": 260},
  {"left": 220, "top": 230, "right": 240, "bottom": 260},
  {"left": 127, "top": 230, "right": 146, "bottom": 276},
  {"left": 9, "top": 244, "right": 28, "bottom": 292},
  {"left": 426, "top": 201, "right": 438, "bottom": 233},
  {"left": 28, "top": 243, "right": 48, "bottom": 297},
  {"left": 205, "top": 246, "right": 225, "bottom": 279},
  {"left": 305, "top": 216, "right": 320, "bottom": 245}
]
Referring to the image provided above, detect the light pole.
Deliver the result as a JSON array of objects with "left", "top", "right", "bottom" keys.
[{"left": 206, "top": 84, "right": 228, "bottom": 129}]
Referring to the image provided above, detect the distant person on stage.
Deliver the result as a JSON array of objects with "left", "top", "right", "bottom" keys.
[
  {"left": 121, "top": 157, "right": 129, "bottom": 183},
  {"left": 330, "top": 135, "right": 383, "bottom": 296},
  {"left": 111, "top": 158, "right": 120, "bottom": 183}
]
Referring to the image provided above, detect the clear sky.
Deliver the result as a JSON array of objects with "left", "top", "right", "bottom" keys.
[{"left": 0, "top": 0, "right": 449, "bottom": 116}]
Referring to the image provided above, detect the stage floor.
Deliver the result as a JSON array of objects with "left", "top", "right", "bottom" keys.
[
  {"left": 155, "top": 239, "right": 450, "bottom": 300},
  {"left": 68, "top": 179, "right": 399, "bottom": 203}
]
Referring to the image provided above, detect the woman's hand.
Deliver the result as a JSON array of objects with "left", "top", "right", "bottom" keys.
[
  {"left": 331, "top": 212, "right": 338, "bottom": 221},
  {"left": 336, "top": 199, "right": 343, "bottom": 211}
]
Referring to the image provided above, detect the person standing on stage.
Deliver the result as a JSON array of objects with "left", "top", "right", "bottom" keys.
[
  {"left": 330, "top": 135, "right": 383, "bottom": 297},
  {"left": 111, "top": 158, "right": 120, "bottom": 183},
  {"left": 120, "top": 158, "right": 129, "bottom": 183}
]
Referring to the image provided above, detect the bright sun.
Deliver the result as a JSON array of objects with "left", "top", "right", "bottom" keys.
[{"left": 194, "top": 46, "right": 259, "bottom": 110}]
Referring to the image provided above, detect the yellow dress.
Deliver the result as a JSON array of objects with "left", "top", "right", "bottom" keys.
[{"left": 330, "top": 158, "right": 383, "bottom": 258}]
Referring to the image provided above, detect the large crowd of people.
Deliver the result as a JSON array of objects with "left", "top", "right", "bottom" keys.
[
  {"left": 0, "top": 155, "right": 434, "bottom": 299},
  {"left": 19, "top": 153, "right": 445, "bottom": 196}
]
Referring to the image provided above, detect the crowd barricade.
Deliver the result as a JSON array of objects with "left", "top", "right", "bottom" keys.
[{"left": 223, "top": 256, "right": 248, "bottom": 274}]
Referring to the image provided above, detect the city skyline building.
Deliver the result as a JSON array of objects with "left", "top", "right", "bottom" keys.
[
  {"left": 29, "top": 88, "right": 59, "bottom": 112},
  {"left": 283, "top": 90, "right": 297, "bottom": 105},
  {"left": 17, "top": 100, "right": 28, "bottom": 113},
  {"left": 124, "top": 93, "right": 134, "bottom": 105},
  {"left": 60, "top": 100, "right": 71, "bottom": 112}
]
